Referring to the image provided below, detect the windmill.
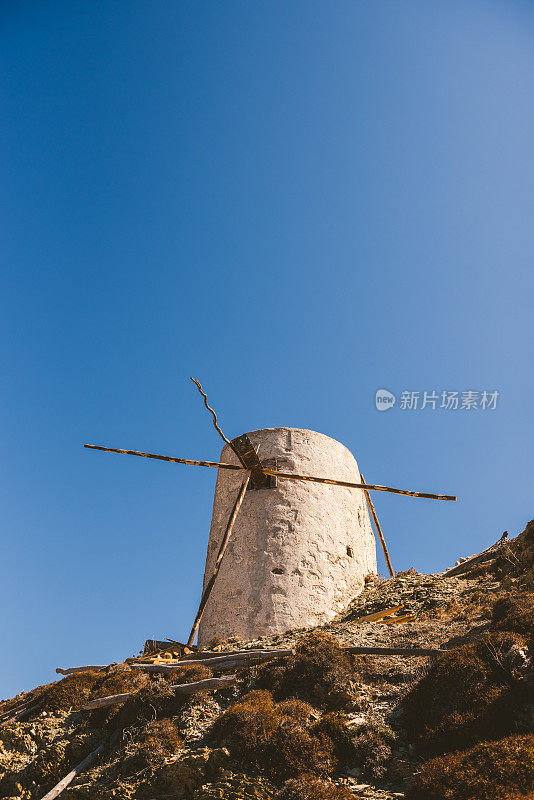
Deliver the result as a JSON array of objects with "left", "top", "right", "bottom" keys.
[{"left": 85, "top": 379, "right": 456, "bottom": 648}]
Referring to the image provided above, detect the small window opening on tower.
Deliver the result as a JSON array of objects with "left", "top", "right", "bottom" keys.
[
  {"left": 272, "top": 567, "right": 284, "bottom": 574},
  {"left": 346, "top": 546, "right": 354, "bottom": 558}
]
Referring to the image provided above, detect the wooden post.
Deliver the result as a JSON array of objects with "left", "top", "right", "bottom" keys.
[
  {"left": 360, "top": 473, "right": 394, "bottom": 578},
  {"left": 187, "top": 473, "right": 250, "bottom": 647},
  {"left": 263, "top": 468, "right": 456, "bottom": 501},
  {"left": 443, "top": 531, "right": 508, "bottom": 577},
  {"left": 348, "top": 646, "right": 439, "bottom": 656},
  {"left": 81, "top": 675, "right": 238, "bottom": 710},
  {"left": 39, "top": 743, "right": 104, "bottom": 800},
  {"left": 85, "top": 444, "right": 457, "bottom": 501},
  {"left": 84, "top": 444, "right": 243, "bottom": 472}
]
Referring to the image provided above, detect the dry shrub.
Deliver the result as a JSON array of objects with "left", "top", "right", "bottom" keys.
[
  {"left": 310, "top": 713, "right": 355, "bottom": 765},
  {"left": 208, "top": 690, "right": 354, "bottom": 781},
  {"left": 40, "top": 670, "right": 102, "bottom": 711},
  {"left": 153, "top": 748, "right": 213, "bottom": 796},
  {"left": 401, "top": 632, "right": 530, "bottom": 755},
  {"left": 350, "top": 718, "right": 396, "bottom": 779},
  {"left": 492, "top": 594, "right": 534, "bottom": 638},
  {"left": 254, "top": 633, "right": 357, "bottom": 710},
  {"left": 209, "top": 690, "right": 278, "bottom": 757},
  {"left": 464, "top": 587, "right": 506, "bottom": 617},
  {"left": 89, "top": 667, "right": 150, "bottom": 699},
  {"left": 277, "top": 775, "right": 354, "bottom": 800},
  {"left": 85, "top": 667, "right": 212, "bottom": 731},
  {"left": 268, "top": 726, "right": 333, "bottom": 781},
  {"left": 135, "top": 718, "right": 182, "bottom": 765},
  {"left": 107, "top": 679, "right": 179, "bottom": 732},
  {"left": 164, "top": 664, "right": 213, "bottom": 684},
  {"left": 0, "top": 681, "right": 54, "bottom": 716},
  {"left": 406, "top": 734, "right": 534, "bottom": 800},
  {"left": 40, "top": 666, "right": 151, "bottom": 713}
]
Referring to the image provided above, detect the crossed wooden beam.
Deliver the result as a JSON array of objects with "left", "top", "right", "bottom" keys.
[
  {"left": 83, "top": 444, "right": 456, "bottom": 502},
  {"left": 85, "top": 378, "right": 456, "bottom": 646}
]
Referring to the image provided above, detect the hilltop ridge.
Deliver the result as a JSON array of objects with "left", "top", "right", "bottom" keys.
[{"left": 1, "top": 520, "right": 533, "bottom": 800}]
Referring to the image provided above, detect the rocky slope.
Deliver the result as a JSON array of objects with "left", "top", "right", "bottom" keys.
[{"left": 1, "top": 520, "right": 533, "bottom": 800}]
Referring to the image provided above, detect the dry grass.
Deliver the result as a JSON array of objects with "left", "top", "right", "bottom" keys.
[{"left": 406, "top": 734, "right": 534, "bottom": 799}]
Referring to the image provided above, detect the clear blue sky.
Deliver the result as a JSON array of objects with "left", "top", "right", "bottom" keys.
[{"left": 1, "top": 1, "right": 533, "bottom": 699}]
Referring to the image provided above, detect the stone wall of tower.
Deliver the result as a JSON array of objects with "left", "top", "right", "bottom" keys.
[{"left": 197, "top": 427, "right": 377, "bottom": 645}]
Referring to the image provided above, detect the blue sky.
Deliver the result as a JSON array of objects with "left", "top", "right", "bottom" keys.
[{"left": 1, "top": 0, "right": 533, "bottom": 698}]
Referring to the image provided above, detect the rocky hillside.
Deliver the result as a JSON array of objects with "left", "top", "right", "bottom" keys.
[{"left": 1, "top": 520, "right": 533, "bottom": 800}]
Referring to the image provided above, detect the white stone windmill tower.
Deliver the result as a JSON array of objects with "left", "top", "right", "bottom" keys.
[{"left": 85, "top": 379, "right": 456, "bottom": 647}]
